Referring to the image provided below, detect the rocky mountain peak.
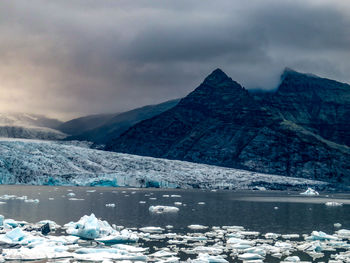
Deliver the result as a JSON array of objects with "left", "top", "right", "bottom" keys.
[{"left": 202, "top": 68, "right": 232, "bottom": 86}]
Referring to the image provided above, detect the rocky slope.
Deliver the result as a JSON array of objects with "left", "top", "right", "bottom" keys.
[
  {"left": 59, "top": 99, "right": 180, "bottom": 145},
  {"left": 106, "top": 69, "right": 350, "bottom": 184}
]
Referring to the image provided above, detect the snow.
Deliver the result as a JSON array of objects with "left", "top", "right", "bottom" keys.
[{"left": 0, "top": 138, "right": 329, "bottom": 190}]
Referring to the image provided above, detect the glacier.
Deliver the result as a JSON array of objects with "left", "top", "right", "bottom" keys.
[{"left": 0, "top": 138, "right": 330, "bottom": 190}]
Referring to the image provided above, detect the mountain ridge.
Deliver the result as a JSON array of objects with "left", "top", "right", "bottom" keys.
[{"left": 106, "top": 68, "right": 350, "bottom": 184}]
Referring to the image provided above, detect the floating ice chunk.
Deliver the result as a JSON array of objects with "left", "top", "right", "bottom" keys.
[
  {"left": 243, "top": 247, "right": 266, "bottom": 256},
  {"left": 86, "top": 190, "right": 96, "bottom": 193},
  {"left": 188, "top": 224, "right": 208, "bottom": 230},
  {"left": 162, "top": 195, "right": 170, "bottom": 197},
  {"left": 283, "top": 256, "right": 300, "bottom": 262},
  {"left": 336, "top": 229, "right": 350, "bottom": 238},
  {"left": 0, "top": 194, "right": 17, "bottom": 200},
  {"left": 325, "top": 201, "right": 343, "bottom": 206},
  {"left": 139, "top": 227, "right": 164, "bottom": 233},
  {"left": 4, "top": 218, "right": 19, "bottom": 228},
  {"left": 174, "top": 202, "right": 182, "bottom": 206},
  {"left": 65, "top": 213, "right": 114, "bottom": 239},
  {"left": 68, "top": 198, "right": 84, "bottom": 201},
  {"left": 264, "top": 233, "right": 280, "bottom": 239},
  {"left": 2, "top": 247, "right": 47, "bottom": 261},
  {"left": 306, "top": 231, "right": 337, "bottom": 241},
  {"left": 3, "top": 227, "right": 26, "bottom": 243},
  {"left": 240, "top": 231, "right": 260, "bottom": 236},
  {"left": 253, "top": 186, "right": 266, "bottom": 191},
  {"left": 112, "top": 244, "right": 148, "bottom": 253},
  {"left": 0, "top": 201, "right": 6, "bottom": 205},
  {"left": 105, "top": 203, "right": 116, "bottom": 207},
  {"left": 170, "top": 195, "right": 181, "bottom": 198},
  {"left": 48, "top": 198, "right": 54, "bottom": 200},
  {"left": 282, "top": 234, "right": 300, "bottom": 239},
  {"left": 300, "top": 188, "right": 319, "bottom": 196},
  {"left": 149, "top": 206, "right": 179, "bottom": 214},
  {"left": 238, "top": 253, "right": 264, "bottom": 260},
  {"left": 37, "top": 220, "right": 60, "bottom": 229},
  {"left": 67, "top": 192, "right": 76, "bottom": 197},
  {"left": 139, "top": 201, "right": 146, "bottom": 204},
  {"left": 334, "top": 223, "right": 342, "bottom": 228},
  {"left": 198, "top": 202, "right": 206, "bottom": 205},
  {"left": 191, "top": 253, "right": 228, "bottom": 263},
  {"left": 24, "top": 198, "right": 40, "bottom": 203},
  {"left": 150, "top": 249, "right": 177, "bottom": 258},
  {"left": 0, "top": 214, "right": 4, "bottom": 226},
  {"left": 227, "top": 237, "right": 254, "bottom": 246},
  {"left": 96, "top": 229, "right": 138, "bottom": 244}
]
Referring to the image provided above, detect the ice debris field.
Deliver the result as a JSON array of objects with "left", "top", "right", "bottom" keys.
[
  {"left": 0, "top": 213, "right": 349, "bottom": 263},
  {"left": 0, "top": 139, "right": 329, "bottom": 190}
]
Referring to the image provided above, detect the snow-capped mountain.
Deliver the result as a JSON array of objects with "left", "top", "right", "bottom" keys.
[
  {"left": 0, "top": 138, "right": 329, "bottom": 190},
  {"left": 0, "top": 113, "right": 66, "bottom": 140}
]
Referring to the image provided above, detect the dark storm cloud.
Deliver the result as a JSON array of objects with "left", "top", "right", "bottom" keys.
[{"left": 0, "top": 0, "right": 349, "bottom": 119}]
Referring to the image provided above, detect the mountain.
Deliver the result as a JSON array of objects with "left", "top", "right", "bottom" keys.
[
  {"left": 56, "top": 113, "right": 117, "bottom": 136},
  {"left": 0, "top": 138, "right": 328, "bottom": 190},
  {"left": 0, "top": 112, "right": 62, "bottom": 129},
  {"left": 262, "top": 68, "right": 350, "bottom": 147},
  {"left": 59, "top": 99, "right": 180, "bottom": 145},
  {"left": 0, "top": 113, "right": 66, "bottom": 140},
  {"left": 106, "top": 68, "right": 350, "bottom": 185}
]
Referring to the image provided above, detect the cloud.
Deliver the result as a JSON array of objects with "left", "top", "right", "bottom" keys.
[{"left": 0, "top": 0, "right": 349, "bottom": 119}]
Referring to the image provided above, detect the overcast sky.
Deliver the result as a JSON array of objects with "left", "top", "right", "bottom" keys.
[{"left": 0, "top": 0, "right": 349, "bottom": 120}]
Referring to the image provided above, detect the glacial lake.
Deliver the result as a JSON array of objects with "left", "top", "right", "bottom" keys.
[{"left": 0, "top": 185, "right": 349, "bottom": 262}]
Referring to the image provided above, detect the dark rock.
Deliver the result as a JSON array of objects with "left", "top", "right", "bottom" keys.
[{"left": 41, "top": 223, "right": 50, "bottom": 235}]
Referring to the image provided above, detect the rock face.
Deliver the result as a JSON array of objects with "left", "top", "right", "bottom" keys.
[{"left": 106, "top": 69, "right": 350, "bottom": 184}]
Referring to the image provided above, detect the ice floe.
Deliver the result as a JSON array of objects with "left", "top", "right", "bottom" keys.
[
  {"left": 149, "top": 205, "right": 179, "bottom": 214},
  {"left": 300, "top": 187, "right": 319, "bottom": 196},
  {"left": 0, "top": 213, "right": 348, "bottom": 262}
]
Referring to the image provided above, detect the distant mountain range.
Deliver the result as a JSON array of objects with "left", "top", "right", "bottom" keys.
[
  {"left": 106, "top": 68, "right": 350, "bottom": 185},
  {"left": 1, "top": 68, "right": 349, "bottom": 186},
  {"left": 57, "top": 99, "right": 180, "bottom": 146},
  {"left": 0, "top": 113, "right": 66, "bottom": 140}
]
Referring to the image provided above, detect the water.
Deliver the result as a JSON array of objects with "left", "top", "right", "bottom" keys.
[
  {"left": 0, "top": 185, "right": 349, "bottom": 233},
  {"left": 0, "top": 185, "right": 349, "bottom": 262}
]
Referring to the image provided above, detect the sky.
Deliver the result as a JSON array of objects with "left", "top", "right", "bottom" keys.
[{"left": 0, "top": 0, "right": 350, "bottom": 120}]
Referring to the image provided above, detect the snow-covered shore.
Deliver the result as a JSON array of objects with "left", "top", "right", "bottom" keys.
[{"left": 0, "top": 139, "right": 329, "bottom": 190}]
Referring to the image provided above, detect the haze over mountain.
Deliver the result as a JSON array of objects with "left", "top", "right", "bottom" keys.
[
  {"left": 58, "top": 99, "right": 180, "bottom": 145},
  {"left": 106, "top": 68, "right": 350, "bottom": 184},
  {"left": 0, "top": 113, "right": 66, "bottom": 140}
]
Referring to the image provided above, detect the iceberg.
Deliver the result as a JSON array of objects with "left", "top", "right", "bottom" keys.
[
  {"left": 191, "top": 253, "right": 228, "bottom": 263},
  {"left": 149, "top": 205, "right": 179, "bottom": 214},
  {"left": 65, "top": 213, "right": 114, "bottom": 239},
  {"left": 306, "top": 231, "right": 337, "bottom": 241},
  {"left": 325, "top": 201, "right": 343, "bottom": 206},
  {"left": 300, "top": 188, "right": 319, "bottom": 196},
  {"left": 188, "top": 224, "right": 208, "bottom": 230}
]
